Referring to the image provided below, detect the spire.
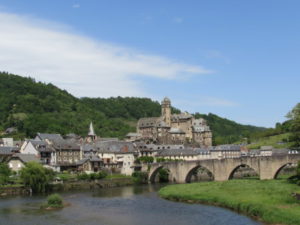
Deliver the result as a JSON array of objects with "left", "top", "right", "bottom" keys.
[{"left": 88, "top": 122, "right": 95, "bottom": 136}]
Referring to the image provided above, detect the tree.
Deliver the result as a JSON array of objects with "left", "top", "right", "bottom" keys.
[
  {"left": 20, "top": 162, "right": 54, "bottom": 193},
  {"left": 287, "top": 103, "right": 300, "bottom": 147},
  {"left": 0, "top": 163, "right": 11, "bottom": 185}
]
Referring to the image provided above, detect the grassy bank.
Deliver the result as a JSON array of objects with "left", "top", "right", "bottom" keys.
[{"left": 159, "top": 180, "right": 300, "bottom": 225}]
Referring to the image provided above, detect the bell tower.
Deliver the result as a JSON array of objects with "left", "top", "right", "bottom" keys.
[{"left": 161, "top": 97, "right": 171, "bottom": 126}]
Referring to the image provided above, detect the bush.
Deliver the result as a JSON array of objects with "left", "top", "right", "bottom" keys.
[
  {"left": 77, "top": 171, "right": 108, "bottom": 181},
  {"left": 0, "top": 163, "right": 12, "bottom": 185},
  {"left": 132, "top": 171, "right": 148, "bottom": 183},
  {"left": 136, "top": 156, "right": 154, "bottom": 163},
  {"left": 96, "top": 171, "right": 108, "bottom": 179},
  {"left": 77, "top": 173, "right": 90, "bottom": 180},
  {"left": 20, "top": 162, "right": 54, "bottom": 193},
  {"left": 47, "top": 193, "right": 63, "bottom": 208}
]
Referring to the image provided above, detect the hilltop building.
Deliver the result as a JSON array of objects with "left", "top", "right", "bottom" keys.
[{"left": 135, "top": 97, "right": 212, "bottom": 146}]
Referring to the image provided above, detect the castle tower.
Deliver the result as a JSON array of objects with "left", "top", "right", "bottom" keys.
[
  {"left": 161, "top": 97, "right": 171, "bottom": 126},
  {"left": 88, "top": 122, "right": 96, "bottom": 141}
]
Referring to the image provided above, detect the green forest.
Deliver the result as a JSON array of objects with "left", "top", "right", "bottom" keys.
[{"left": 0, "top": 71, "right": 273, "bottom": 144}]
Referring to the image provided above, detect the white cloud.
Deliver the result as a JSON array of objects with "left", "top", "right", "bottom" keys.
[
  {"left": 0, "top": 12, "right": 211, "bottom": 97},
  {"left": 72, "top": 4, "right": 80, "bottom": 8}
]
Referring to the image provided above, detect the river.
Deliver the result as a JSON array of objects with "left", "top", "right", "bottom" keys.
[{"left": 0, "top": 185, "right": 262, "bottom": 225}]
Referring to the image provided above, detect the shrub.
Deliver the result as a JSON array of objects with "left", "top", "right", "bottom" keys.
[
  {"left": 47, "top": 193, "right": 63, "bottom": 208},
  {"left": 20, "top": 162, "right": 54, "bottom": 193},
  {"left": 137, "top": 156, "right": 154, "bottom": 163},
  {"left": 0, "top": 163, "right": 12, "bottom": 185},
  {"left": 96, "top": 171, "right": 108, "bottom": 179},
  {"left": 132, "top": 171, "right": 148, "bottom": 183},
  {"left": 77, "top": 173, "right": 89, "bottom": 180}
]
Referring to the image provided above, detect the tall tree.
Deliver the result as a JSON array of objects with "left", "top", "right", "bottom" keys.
[{"left": 287, "top": 103, "right": 300, "bottom": 147}]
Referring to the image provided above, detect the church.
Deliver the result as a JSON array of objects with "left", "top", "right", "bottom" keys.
[{"left": 135, "top": 97, "right": 212, "bottom": 147}]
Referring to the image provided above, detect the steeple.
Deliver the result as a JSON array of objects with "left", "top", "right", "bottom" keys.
[{"left": 88, "top": 122, "right": 96, "bottom": 141}]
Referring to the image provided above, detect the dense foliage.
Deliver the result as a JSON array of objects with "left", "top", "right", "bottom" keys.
[
  {"left": 131, "top": 171, "right": 148, "bottom": 183},
  {"left": 0, "top": 163, "right": 12, "bottom": 185},
  {"left": 20, "top": 162, "right": 54, "bottom": 193},
  {"left": 0, "top": 72, "right": 134, "bottom": 138},
  {"left": 0, "top": 72, "right": 266, "bottom": 143},
  {"left": 287, "top": 103, "right": 300, "bottom": 147},
  {"left": 77, "top": 171, "right": 108, "bottom": 180},
  {"left": 158, "top": 168, "right": 169, "bottom": 182},
  {"left": 135, "top": 156, "right": 154, "bottom": 163},
  {"left": 194, "top": 113, "right": 265, "bottom": 145},
  {"left": 81, "top": 97, "right": 180, "bottom": 119},
  {"left": 46, "top": 193, "right": 63, "bottom": 208}
]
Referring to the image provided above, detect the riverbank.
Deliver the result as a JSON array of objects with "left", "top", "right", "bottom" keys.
[
  {"left": 159, "top": 179, "right": 300, "bottom": 225},
  {"left": 52, "top": 177, "right": 134, "bottom": 192},
  {"left": 0, "top": 177, "right": 134, "bottom": 197}
]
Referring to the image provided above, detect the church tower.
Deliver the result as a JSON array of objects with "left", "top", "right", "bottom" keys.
[
  {"left": 87, "top": 122, "right": 97, "bottom": 142},
  {"left": 161, "top": 97, "right": 171, "bottom": 126}
]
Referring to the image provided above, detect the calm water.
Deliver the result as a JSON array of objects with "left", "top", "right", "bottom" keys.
[{"left": 0, "top": 185, "right": 262, "bottom": 225}]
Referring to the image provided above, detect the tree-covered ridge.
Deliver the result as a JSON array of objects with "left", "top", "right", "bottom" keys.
[
  {"left": 0, "top": 72, "right": 133, "bottom": 138},
  {"left": 194, "top": 113, "right": 266, "bottom": 145},
  {"left": 81, "top": 97, "right": 180, "bottom": 119},
  {"left": 0, "top": 72, "right": 266, "bottom": 143}
]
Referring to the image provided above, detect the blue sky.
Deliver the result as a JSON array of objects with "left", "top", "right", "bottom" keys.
[{"left": 0, "top": 0, "right": 299, "bottom": 127}]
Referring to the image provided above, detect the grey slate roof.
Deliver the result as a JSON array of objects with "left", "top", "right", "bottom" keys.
[
  {"left": 0, "top": 146, "right": 19, "bottom": 154},
  {"left": 158, "top": 148, "right": 201, "bottom": 156},
  {"left": 36, "top": 133, "right": 64, "bottom": 142},
  {"left": 52, "top": 139, "right": 80, "bottom": 150},
  {"left": 95, "top": 141, "right": 136, "bottom": 153},
  {"left": 212, "top": 145, "right": 241, "bottom": 151},
  {"left": 28, "top": 140, "right": 47, "bottom": 148},
  {"left": 272, "top": 148, "right": 290, "bottom": 155},
  {"left": 12, "top": 153, "right": 40, "bottom": 163}
]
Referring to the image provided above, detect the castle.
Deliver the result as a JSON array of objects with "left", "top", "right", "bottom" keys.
[{"left": 135, "top": 97, "right": 212, "bottom": 146}]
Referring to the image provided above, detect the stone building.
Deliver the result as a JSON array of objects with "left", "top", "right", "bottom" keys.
[{"left": 136, "top": 97, "right": 212, "bottom": 146}]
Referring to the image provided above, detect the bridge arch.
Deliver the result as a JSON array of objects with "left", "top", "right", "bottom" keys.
[
  {"left": 185, "top": 165, "right": 214, "bottom": 183},
  {"left": 273, "top": 163, "right": 294, "bottom": 179},
  {"left": 228, "top": 164, "right": 259, "bottom": 180},
  {"left": 149, "top": 166, "right": 171, "bottom": 183}
]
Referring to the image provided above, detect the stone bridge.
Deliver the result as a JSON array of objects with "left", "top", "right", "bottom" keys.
[{"left": 142, "top": 154, "right": 300, "bottom": 183}]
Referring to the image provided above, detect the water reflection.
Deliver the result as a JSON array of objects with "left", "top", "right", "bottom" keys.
[{"left": 0, "top": 185, "right": 262, "bottom": 225}]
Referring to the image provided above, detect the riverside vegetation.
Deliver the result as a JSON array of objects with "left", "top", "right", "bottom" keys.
[
  {"left": 159, "top": 164, "right": 300, "bottom": 225},
  {"left": 41, "top": 193, "right": 64, "bottom": 210}
]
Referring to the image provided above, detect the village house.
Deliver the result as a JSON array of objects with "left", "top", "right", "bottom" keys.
[
  {"left": 95, "top": 140, "right": 138, "bottom": 175},
  {"left": 156, "top": 147, "right": 211, "bottom": 161},
  {"left": 7, "top": 153, "right": 39, "bottom": 172},
  {"left": 209, "top": 145, "right": 242, "bottom": 159},
  {"left": 20, "top": 139, "right": 56, "bottom": 165},
  {"left": 53, "top": 139, "right": 82, "bottom": 171}
]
